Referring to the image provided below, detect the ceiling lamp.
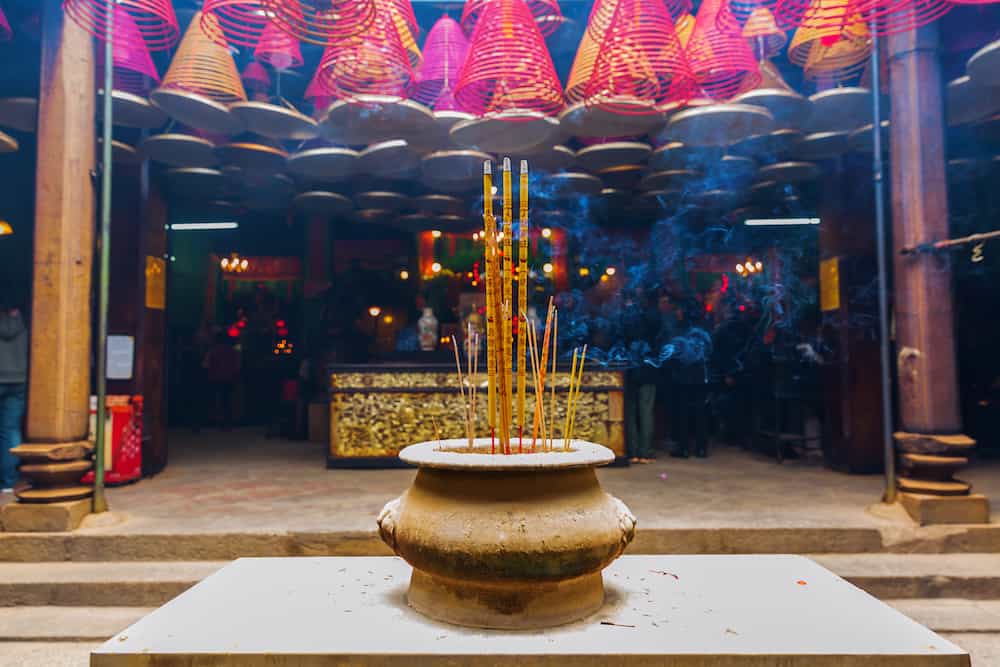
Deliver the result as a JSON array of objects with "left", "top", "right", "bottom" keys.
[
  {"left": 254, "top": 20, "right": 304, "bottom": 71},
  {"left": 686, "top": 0, "right": 761, "bottom": 100},
  {"left": 63, "top": 0, "right": 179, "bottom": 51},
  {"left": 260, "top": 0, "right": 376, "bottom": 45},
  {"left": 585, "top": 0, "right": 694, "bottom": 114},
  {"left": 0, "top": 5, "right": 11, "bottom": 42},
  {"left": 413, "top": 16, "right": 470, "bottom": 109},
  {"left": 787, "top": 0, "right": 870, "bottom": 83},
  {"left": 0, "top": 220, "right": 12, "bottom": 235},
  {"left": 454, "top": 0, "right": 563, "bottom": 117},
  {"left": 461, "top": 0, "right": 563, "bottom": 37},
  {"left": 201, "top": 0, "right": 269, "bottom": 48},
  {"left": 220, "top": 252, "right": 249, "bottom": 273}
]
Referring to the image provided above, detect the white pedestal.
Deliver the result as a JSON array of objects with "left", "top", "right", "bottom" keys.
[{"left": 92, "top": 555, "right": 969, "bottom": 666}]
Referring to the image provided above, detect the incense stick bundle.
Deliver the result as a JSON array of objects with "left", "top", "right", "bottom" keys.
[
  {"left": 530, "top": 300, "right": 553, "bottom": 450},
  {"left": 563, "top": 348, "right": 578, "bottom": 447},
  {"left": 523, "top": 309, "right": 547, "bottom": 450},
  {"left": 483, "top": 161, "right": 497, "bottom": 451},
  {"left": 566, "top": 345, "right": 587, "bottom": 449},
  {"left": 502, "top": 158, "right": 513, "bottom": 448},
  {"left": 516, "top": 160, "right": 529, "bottom": 451}
]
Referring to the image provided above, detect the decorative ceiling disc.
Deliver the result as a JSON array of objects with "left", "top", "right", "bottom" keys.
[
  {"left": 596, "top": 164, "right": 643, "bottom": 189},
  {"left": 665, "top": 104, "right": 774, "bottom": 147},
  {"left": 967, "top": 39, "right": 1000, "bottom": 89},
  {"left": 639, "top": 169, "right": 702, "bottom": 191},
  {"left": 636, "top": 188, "right": 681, "bottom": 212},
  {"left": 757, "top": 161, "right": 820, "bottom": 184},
  {"left": 558, "top": 100, "right": 666, "bottom": 139},
  {"left": 0, "top": 129, "right": 17, "bottom": 153},
  {"left": 415, "top": 194, "right": 465, "bottom": 216},
  {"left": 150, "top": 89, "right": 242, "bottom": 135},
  {"left": 0, "top": 97, "right": 38, "bottom": 132},
  {"left": 450, "top": 110, "right": 560, "bottom": 153},
  {"left": 393, "top": 213, "right": 438, "bottom": 232},
  {"left": 293, "top": 191, "right": 354, "bottom": 218},
  {"left": 355, "top": 190, "right": 411, "bottom": 212},
  {"left": 141, "top": 133, "right": 218, "bottom": 168},
  {"left": 323, "top": 96, "right": 435, "bottom": 146},
  {"left": 436, "top": 214, "right": 478, "bottom": 232},
  {"left": 705, "top": 155, "right": 757, "bottom": 189},
  {"left": 287, "top": 146, "right": 358, "bottom": 183},
  {"left": 596, "top": 187, "right": 632, "bottom": 216},
  {"left": 215, "top": 140, "right": 288, "bottom": 171},
  {"left": 100, "top": 138, "right": 140, "bottom": 164},
  {"left": 355, "top": 208, "right": 397, "bottom": 226},
  {"left": 545, "top": 171, "right": 603, "bottom": 197},
  {"left": 524, "top": 144, "right": 576, "bottom": 172},
  {"left": 689, "top": 188, "right": 736, "bottom": 209},
  {"left": 164, "top": 167, "right": 225, "bottom": 199},
  {"left": 648, "top": 142, "right": 725, "bottom": 171},
  {"left": 974, "top": 114, "right": 1000, "bottom": 143},
  {"left": 849, "top": 121, "right": 889, "bottom": 154},
  {"left": 358, "top": 139, "right": 421, "bottom": 179},
  {"left": 575, "top": 141, "right": 652, "bottom": 172},
  {"left": 946, "top": 75, "right": 1000, "bottom": 127},
  {"left": 100, "top": 90, "right": 168, "bottom": 129},
  {"left": 231, "top": 101, "right": 319, "bottom": 140},
  {"left": 730, "top": 129, "right": 803, "bottom": 161},
  {"left": 731, "top": 88, "right": 811, "bottom": 130},
  {"left": 408, "top": 111, "right": 477, "bottom": 152},
  {"left": 806, "top": 88, "right": 872, "bottom": 134},
  {"left": 796, "top": 131, "right": 850, "bottom": 160},
  {"left": 239, "top": 172, "right": 294, "bottom": 210},
  {"left": 421, "top": 150, "right": 493, "bottom": 192},
  {"left": 947, "top": 157, "right": 986, "bottom": 184},
  {"left": 749, "top": 179, "right": 780, "bottom": 200}
]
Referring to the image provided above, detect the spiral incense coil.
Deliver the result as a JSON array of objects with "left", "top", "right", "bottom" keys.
[
  {"left": 0, "top": 5, "right": 11, "bottom": 42},
  {"left": 201, "top": 0, "right": 269, "bottom": 48},
  {"left": 254, "top": 20, "right": 304, "bottom": 71},
  {"left": 586, "top": 0, "right": 692, "bottom": 39},
  {"left": 316, "top": 5, "right": 413, "bottom": 100},
  {"left": 386, "top": 0, "right": 421, "bottom": 67},
  {"left": 787, "top": 0, "right": 870, "bottom": 82},
  {"left": 242, "top": 60, "right": 271, "bottom": 97},
  {"left": 156, "top": 12, "right": 247, "bottom": 104},
  {"left": 585, "top": 0, "right": 694, "bottom": 115},
  {"left": 304, "top": 67, "right": 333, "bottom": 115},
  {"left": 565, "top": 12, "right": 603, "bottom": 104},
  {"left": 63, "top": 0, "right": 179, "bottom": 51},
  {"left": 741, "top": 7, "right": 788, "bottom": 59},
  {"left": 686, "top": 0, "right": 761, "bottom": 100},
  {"left": 675, "top": 12, "right": 696, "bottom": 46},
  {"left": 461, "top": 0, "right": 563, "bottom": 37},
  {"left": 102, "top": 7, "right": 161, "bottom": 95},
  {"left": 718, "top": 0, "right": 807, "bottom": 34},
  {"left": 454, "top": 0, "right": 563, "bottom": 117},
  {"left": 260, "top": 0, "right": 377, "bottom": 45},
  {"left": 413, "top": 16, "right": 470, "bottom": 108},
  {"left": 852, "top": 0, "right": 953, "bottom": 36}
]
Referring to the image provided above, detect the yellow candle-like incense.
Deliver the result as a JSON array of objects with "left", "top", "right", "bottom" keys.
[
  {"left": 483, "top": 161, "right": 496, "bottom": 443},
  {"left": 566, "top": 345, "right": 587, "bottom": 450},
  {"left": 563, "top": 348, "right": 578, "bottom": 447},
  {"left": 502, "top": 158, "right": 513, "bottom": 445},
  {"left": 517, "top": 160, "right": 529, "bottom": 446},
  {"left": 549, "top": 310, "right": 558, "bottom": 452}
]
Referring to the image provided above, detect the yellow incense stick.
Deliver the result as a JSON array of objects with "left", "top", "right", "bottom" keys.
[
  {"left": 516, "top": 160, "right": 529, "bottom": 447},
  {"left": 567, "top": 345, "right": 587, "bottom": 449},
  {"left": 563, "top": 348, "right": 578, "bottom": 448},
  {"left": 483, "top": 161, "right": 496, "bottom": 445},
  {"left": 502, "top": 158, "right": 513, "bottom": 445},
  {"left": 524, "top": 310, "right": 546, "bottom": 450},
  {"left": 531, "top": 299, "right": 553, "bottom": 449},
  {"left": 452, "top": 336, "right": 472, "bottom": 447},
  {"left": 549, "top": 310, "right": 558, "bottom": 452}
]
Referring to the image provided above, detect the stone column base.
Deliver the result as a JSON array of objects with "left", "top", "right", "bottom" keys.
[
  {"left": 895, "top": 431, "right": 990, "bottom": 525},
  {"left": 899, "top": 492, "right": 990, "bottom": 526},
  {"left": 1, "top": 498, "right": 91, "bottom": 532}
]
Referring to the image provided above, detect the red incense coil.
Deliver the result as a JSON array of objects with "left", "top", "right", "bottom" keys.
[
  {"left": 718, "top": 0, "right": 807, "bottom": 33},
  {"left": 304, "top": 66, "right": 333, "bottom": 114},
  {"left": 454, "top": 0, "right": 564, "bottom": 116},
  {"left": 413, "top": 16, "right": 469, "bottom": 108},
  {"left": 461, "top": 0, "right": 564, "bottom": 37},
  {"left": 63, "top": 0, "right": 179, "bottom": 51},
  {"left": 852, "top": 0, "right": 953, "bottom": 36},
  {"left": 587, "top": 0, "right": 693, "bottom": 40},
  {"left": 254, "top": 20, "right": 304, "bottom": 70},
  {"left": 316, "top": 5, "right": 413, "bottom": 100},
  {"left": 201, "top": 0, "right": 269, "bottom": 48},
  {"left": 157, "top": 11, "right": 247, "bottom": 103},
  {"left": 0, "top": 5, "right": 11, "bottom": 42},
  {"left": 787, "top": 0, "right": 870, "bottom": 82},
  {"left": 260, "top": 0, "right": 377, "bottom": 45},
  {"left": 242, "top": 60, "right": 271, "bottom": 96},
  {"left": 100, "top": 7, "right": 161, "bottom": 94},
  {"left": 387, "top": 0, "right": 422, "bottom": 67},
  {"left": 565, "top": 14, "right": 603, "bottom": 103},
  {"left": 686, "top": 0, "right": 761, "bottom": 100},
  {"left": 585, "top": 0, "right": 694, "bottom": 113}
]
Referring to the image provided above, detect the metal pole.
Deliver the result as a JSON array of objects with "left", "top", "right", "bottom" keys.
[
  {"left": 869, "top": 28, "right": 896, "bottom": 503},
  {"left": 93, "top": 0, "right": 114, "bottom": 513}
]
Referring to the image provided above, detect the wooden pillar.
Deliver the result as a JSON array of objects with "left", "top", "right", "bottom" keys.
[
  {"left": 141, "top": 182, "right": 169, "bottom": 475},
  {"left": 3, "top": 0, "right": 96, "bottom": 529},
  {"left": 888, "top": 24, "right": 989, "bottom": 524}
]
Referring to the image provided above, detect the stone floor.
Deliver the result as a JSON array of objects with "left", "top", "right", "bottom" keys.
[{"left": 2, "top": 427, "right": 996, "bottom": 536}]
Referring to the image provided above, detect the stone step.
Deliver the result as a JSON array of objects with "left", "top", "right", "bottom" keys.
[
  {"left": 888, "top": 599, "right": 1000, "bottom": 633},
  {"left": 0, "top": 607, "right": 155, "bottom": 641},
  {"left": 3, "top": 554, "right": 1000, "bottom": 608}
]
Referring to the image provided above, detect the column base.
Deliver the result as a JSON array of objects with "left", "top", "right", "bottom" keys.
[
  {"left": 899, "top": 492, "right": 990, "bottom": 526},
  {"left": 1, "top": 498, "right": 91, "bottom": 532}
]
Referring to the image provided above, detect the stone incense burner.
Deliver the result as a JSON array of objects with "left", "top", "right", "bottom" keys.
[{"left": 377, "top": 438, "right": 636, "bottom": 629}]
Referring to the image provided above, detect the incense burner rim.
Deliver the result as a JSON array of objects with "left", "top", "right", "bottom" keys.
[{"left": 399, "top": 438, "right": 614, "bottom": 471}]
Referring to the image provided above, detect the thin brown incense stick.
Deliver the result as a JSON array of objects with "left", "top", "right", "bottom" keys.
[
  {"left": 517, "top": 160, "right": 529, "bottom": 451},
  {"left": 524, "top": 310, "right": 546, "bottom": 451},
  {"left": 531, "top": 298, "right": 554, "bottom": 450},
  {"left": 487, "top": 227, "right": 508, "bottom": 453},
  {"left": 567, "top": 345, "right": 588, "bottom": 449},
  {"left": 483, "top": 161, "right": 496, "bottom": 452},
  {"left": 452, "top": 336, "right": 472, "bottom": 448},
  {"left": 563, "top": 348, "right": 578, "bottom": 448},
  {"left": 498, "top": 301, "right": 512, "bottom": 453},
  {"left": 548, "top": 310, "right": 558, "bottom": 452}
]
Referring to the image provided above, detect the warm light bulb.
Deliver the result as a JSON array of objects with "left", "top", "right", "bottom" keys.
[
  {"left": 543, "top": 262, "right": 553, "bottom": 274},
  {"left": 369, "top": 306, "right": 382, "bottom": 318},
  {"left": 491, "top": 186, "right": 498, "bottom": 195},
  {"left": 431, "top": 262, "right": 442, "bottom": 273},
  {"left": 472, "top": 232, "right": 479, "bottom": 241},
  {"left": 240, "top": 259, "right": 248, "bottom": 270},
  {"left": 431, "top": 230, "right": 442, "bottom": 239},
  {"left": 579, "top": 267, "right": 590, "bottom": 277},
  {"left": 541, "top": 228, "right": 552, "bottom": 239},
  {"left": 383, "top": 315, "right": 394, "bottom": 324},
  {"left": 600, "top": 274, "right": 609, "bottom": 283},
  {"left": 221, "top": 258, "right": 229, "bottom": 269},
  {"left": 605, "top": 266, "right": 616, "bottom": 276},
  {"left": 0, "top": 221, "right": 12, "bottom": 236},
  {"left": 399, "top": 270, "right": 409, "bottom": 280},
  {"left": 755, "top": 261, "right": 763, "bottom": 271},
  {"left": 736, "top": 264, "right": 744, "bottom": 273},
  {"left": 745, "top": 262, "right": 755, "bottom": 273},
  {"left": 497, "top": 232, "right": 504, "bottom": 241}
]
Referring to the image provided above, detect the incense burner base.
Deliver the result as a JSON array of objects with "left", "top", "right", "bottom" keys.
[{"left": 377, "top": 439, "right": 636, "bottom": 630}]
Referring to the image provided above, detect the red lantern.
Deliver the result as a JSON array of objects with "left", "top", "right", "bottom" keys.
[
  {"left": 461, "top": 0, "right": 563, "bottom": 37},
  {"left": 413, "top": 16, "right": 470, "bottom": 108},
  {"left": 685, "top": 0, "right": 761, "bottom": 100},
  {"left": 260, "top": 0, "right": 377, "bottom": 45},
  {"left": 63, "top": 0, "right": 180, "bottom": 51},
  {"left": 254, "top": 20, "right": 304, "bottom": 71},
  {"left": 316, "top": 5, "right": 413, "bottom": 100}
]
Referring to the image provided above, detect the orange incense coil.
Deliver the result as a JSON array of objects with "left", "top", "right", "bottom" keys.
[
  {"left": 387, "top": 0, "right": 422, "bottom": 68},
  {"left": 461, "top": 0, "right": 564, "bottom": 37},
  {"left": 260, "top": 0, "right": 377, "bottom": 45},
  {"left": 685, "top": 0, "right": 762, "bottom": 100},
  {"left": 787, "top": 0, "right": 870, "bottom": 82},
  {"left": 63, "top": 0, "right": 180, "bottom": 51},
  {"left": 851, "top": 0, "right": 953, "bottom": 36},
  {"left": 585, "top": 0, "right": 695, "bottom": 114},
  {"left": 157, "top": 12, "right": 247, "bottom": 103},
  {"left": 740, "top": 7, "right": 788, "bottom": 59},
  {"left": 720, "top": 0, "right": 807, "bottom": 34},
  {"left": 316, "top": 5, "right": 413, "bottom": 100},
  {"left": 565, "top": 10, "right": 603, "bottom": 104},
  {"left": 587, "top": 0, "right": 691, "bottom": 39},
  {"left": 454, "top": 0, "right": 563, "bottom": 116},
  {"left": 675, "top": 11, "right": 696, "bottom": 46},
  {"left": 202, "top": 0, "right": 269, "bottom": 48},
  {"left": 254, "top": 20, "right": 304, "bottom": 71}
]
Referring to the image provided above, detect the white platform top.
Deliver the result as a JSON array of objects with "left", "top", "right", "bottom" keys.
[{"left": 92, "top": 555, "right": 969, "bottom": 667}]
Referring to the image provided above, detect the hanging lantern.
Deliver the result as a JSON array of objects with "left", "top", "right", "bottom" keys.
[
  {"left": 461, "top": 0, "right": 563, "bottom": 37},
  {"left": 454, "top": 0, "right": 563, "bottom": 117},
  {"left": 413, "top": 16, "right": 470, "bottom": 109},
  {"left": 787, "top": 0, "right": 870, "bottom": 82},
  {"left": 260, "top": 0, "right": 376, "bottom": 45},
  {"left": 63, "top": 0, "right": 180, "bottom": 51},
  {"left": 201, "top": 0, "right": 269, "bottom": 48},
  {"left": 686, "top": 0, "right": 761, "bottom": 100},
  {"left": 0, "top": 5, "right": 12, "bottom": 42},
  {"left": 585, "top": 0, "right": 694, "bottom": 114},
  {"left": 254, "top": 20, "right": 304, "bottom": 71},
  {"left": 740, "top": 7, "right": 788, "bottom": 59}
]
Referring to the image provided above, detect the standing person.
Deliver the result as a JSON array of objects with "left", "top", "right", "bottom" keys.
[
  {"left": 623, "top": 288, "right": 660, "bottom": 463},
  {"left": 203, "top": 333, "right": 241, "bottom": 429},
  {"left": 0, "top": 298, "right": 28, "bottom": 492},
  {"left": 670, "top": 304, "right": 712, "bottom": 458}
]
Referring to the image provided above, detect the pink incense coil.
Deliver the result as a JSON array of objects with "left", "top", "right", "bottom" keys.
[
  {"left": 242, "top": 60, "right": 271, "bottom": 95},
  {"left": 851, "top": 0, "right": 953, "bottom": 36},
  {"left": 585, "top": 0, "right": 694, "bottom": 114},
  {"left": 587, "top": 0, "right": 693, "bottom": 40},
  {"left": 454, "top": 0, "right": 564, "bottom": 116},
  {"left": 201, "top": 0, "right": 269, "bottom": 48},
  {"left": 685, "top": 0, "right": 761, "bottom": 100},
  {"left": 255, "top": 20, "right": 304, "bottom": 70},
  {"left": 63, "top": 0, "right": 179, "bottom": 51},
  {"left": 412, "top": 16, "right": 469, "bottom": 108},
  {"left": 461, "top": 0, "right": 563, "bottom": 37},
  {"left": 260, "top": 0, "right": 376, "bottom": 45},
  {"left": 100, "top": 7, "right": 161, "bottom": 94},
  {"left": 387, "top": 0, "right": 422, "bottom": 68},
  {"left": 316, "top": 6, "right": 413, "bottom": 100},
  {"left": 304, "top": 67, "right": 333, "bottom": 115},
  {"left": 0, "top": 5, "right": 11, "bottom": 42}
]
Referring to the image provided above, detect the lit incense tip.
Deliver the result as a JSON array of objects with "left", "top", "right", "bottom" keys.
[
  {"left": 520, "top": 159, "right": 528, "bottom": 172},
  {"left": 503, "top": 157, "right": 511, "bottom": 171},
  {"left": 484, "top": 160, "right": 491, "bottom": 175}
]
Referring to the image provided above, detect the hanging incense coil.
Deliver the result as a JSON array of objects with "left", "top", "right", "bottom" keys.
[
  {"left": 260, "top": 0, "right": 376, "bottom": 45},
  {"left": 565, "top": 13, "right": 602, "bottom": 104},
  {"left": 851, "top": 0, "right": 952, "bottom": 36},
  {"left": 63, "top": 0, "right": 179, "bottom": 51},
  {"left": 719, "top": 0, "right": 806, "bottom": 33},
  {"left": 454, "top": 0, "right": 564, "bottom": 117},
  {"left": 413, "top": 16, "right": 469, "bottom": 108},
  {"left": 461, "top": 0, "right": 563, "bottom": 37},
  {"left": 686, "top": 0, "right": 761, "bottom": 100},
  {"left": 740, "top": 7, "right": 788, "bottom": 59},
  {"left": 242, "top": 60, "right": 271, "bottom": 97},
  {"left": 787, "top": 0, "right": 870, "bottom": 82},
  {"left": 101, "top": 7, "right": 161, "bottom": 95},
  {"left": 316, "top": 5, "right": 413, "bottom": 100},
  {"left": 155, "top": 12, "right": 247, "bottom": 104},
  {"left": 587, "top": 0, "right": 692, "bottom": 39},
  {"left": 304, "top": 67, "right": 333, "bottom": 116},
  {"left": 0, "top": 5, "right": 11, "bottom": 42},
  {"left": 254, "top": 20, "right": 304, "bottom": 71},
  {"left": 387, "top": 0, "right": 422, "bottom": 67},
  {"left": 585, "top": 0, "right": 694, "bottom": 114},
  {"left": 201, "top": 0, "right": 269, "bottom": 48}
]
